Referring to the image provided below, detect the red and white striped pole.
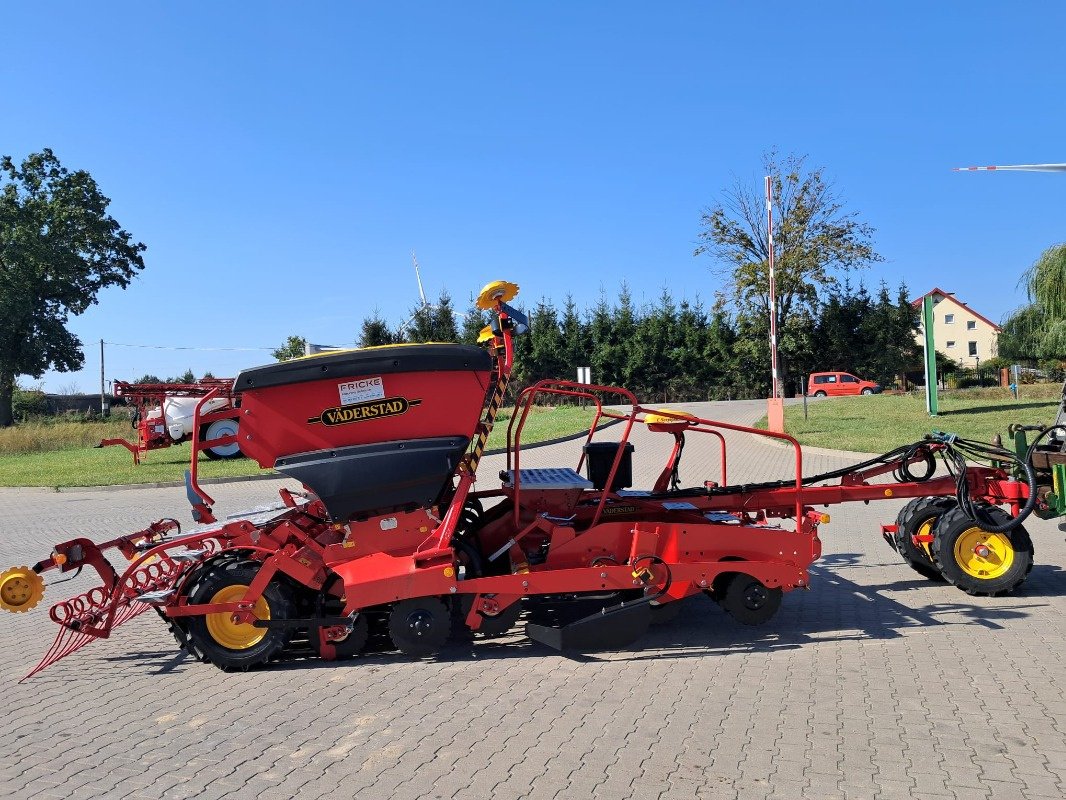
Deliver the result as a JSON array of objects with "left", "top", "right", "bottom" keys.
[{"left": 766, "top": 175, "right": 779, "bottom": 400}]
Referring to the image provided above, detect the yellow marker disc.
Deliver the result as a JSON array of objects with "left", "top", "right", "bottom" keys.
[
  {"left": 477, "top": 324, "right": 496, "bottom": 343},
  {"left": 0, "top": 567, "right": 45, "bottom": 613},
  {"left": 443, "top": 566, "right": 455, "bottom": 578},
  {"left": 476, "top": 280, "right": 519, "bottom": 310},
  {"left": 645, "top": 409, "right": 698, "bottom": 432}
]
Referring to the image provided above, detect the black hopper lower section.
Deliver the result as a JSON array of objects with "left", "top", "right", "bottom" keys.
[{"left": 274, "top": 436, "right": 468, "bottom": 521}]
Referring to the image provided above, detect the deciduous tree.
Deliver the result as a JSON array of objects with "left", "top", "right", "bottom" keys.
[
  {"left": 695, "top": 151, "right": 882, "bottom": 329},
  {"left": 0, "top": 149, "right": 146, "bottom": 426}
]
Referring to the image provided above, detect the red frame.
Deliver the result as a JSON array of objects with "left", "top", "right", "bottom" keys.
[{"left": 15, "top": 289, "right": 1034, "bottom": 677}]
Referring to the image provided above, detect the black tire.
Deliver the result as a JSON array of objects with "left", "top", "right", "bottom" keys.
[
  {"left": 388, "top": 597, "right": 451, "bottom": 657},
  {"left": 201, "top": 419, "right": 242, "bottom": 460},
  {"left": 932, "top": 505, "right": 1034, "bottom": 596},
  {"left": 861, "top": 388, "right": 874, "bottom": 396},
  {"left": 718, "top": 574, "right": 782, "bottom": 625},
  {"left": 893, "top": 497, "right": 956, "bottom": 582},
  {"left": 813, "top": 391, "right": 827, "bottom": 398},
  {"left": 184, "top": 560, "right": 293, "bottom": 670}
]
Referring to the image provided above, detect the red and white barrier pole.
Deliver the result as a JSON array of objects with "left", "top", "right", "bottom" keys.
[{"left": 766, "top": 175, "right": 785, "bottom": 432}]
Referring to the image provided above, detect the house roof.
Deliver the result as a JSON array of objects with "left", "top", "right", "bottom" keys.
[{"left": 911, "top": 287, "right": 1002, "bottom": 332}]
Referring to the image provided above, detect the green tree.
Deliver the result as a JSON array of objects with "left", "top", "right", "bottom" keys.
[
  {"left": 459, "top": 302, "right": 489, "bottom": 345},
  {"left": 527, "top": 298, "right": 565, "bottom": 384},
  {"left": 430, "top": 291, "right": 459, "bottom": 342},
  {"left": 0, "top": 149, "right": 146, "bottom": 426},
  {"left": 1000, "top": 243, "right": 1066, "bottom": 359},
  {"left": 272, "top": 335, "right": 307, "bottom": 361},
  {"left": 405, "top": 290, "right": 458, "bottom": 343},
  {"left": 695, "top": 151, "right": 882, "bottom": 326},
  {"left": 168, "top": 369, "right": 197, "bottom": 384},
  {"left": 358, "top": 311, "right": 400, "bottom": 348}
]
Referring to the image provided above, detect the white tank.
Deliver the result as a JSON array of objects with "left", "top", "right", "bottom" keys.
[{"left": 146, "top": 397, "right": 232, "bottom": 441}]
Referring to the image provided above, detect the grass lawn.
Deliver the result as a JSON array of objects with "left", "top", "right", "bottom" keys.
[
  {"left": 0, "top": 404, "right": 605, "bottom": 488},
  {"left": 767, "top": 386, "right": 1061, "bottom": 454}
]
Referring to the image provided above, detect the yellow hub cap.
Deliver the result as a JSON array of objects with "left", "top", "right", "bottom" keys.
[
  {"left": 0, "top": 567, "right": 45, "bottom": 613},
  {"left": 953, "top": 527, "right": 1014, "bottom": 579},
  {"left": 204, "top": 585, "right": 270, "bottom": 650}
]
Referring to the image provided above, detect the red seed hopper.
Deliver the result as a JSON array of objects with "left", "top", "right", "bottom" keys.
[{"left": 234, "top": 343, "right": 494, "bottom": 520}]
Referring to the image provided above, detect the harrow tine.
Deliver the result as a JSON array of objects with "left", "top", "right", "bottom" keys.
[
  {"left": 21, "top": 599, "right": 151, "bottom": 681},
  {"left": 22, "top": 625, "right": 96, "bottom": 682}
]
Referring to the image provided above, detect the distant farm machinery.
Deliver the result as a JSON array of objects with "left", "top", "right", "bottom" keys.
[
  {"left": 99, "top": 379, "right": 242, "bottom": 464},
  {"left": 0, "top": 279, "right": 1056, "bottom": 680}
]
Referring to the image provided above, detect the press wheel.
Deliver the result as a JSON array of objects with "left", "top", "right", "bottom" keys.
[
  {"left": 932, "top": 505, "right": 1034, "bottom": 596},
  {"left": 893, "top": 497, "right": 955, "bottom": 582},
  {"left": 184, "top": 560, "right": 293, "bottom": 671},
  {"left": 388, "top": 597, "right": 451, "bottom": 657},
  {"left": 718, "top": 574, "right": 782, "bottom": 625}
]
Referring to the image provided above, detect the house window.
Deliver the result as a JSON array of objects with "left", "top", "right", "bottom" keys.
[
  {"left": 946, "top": 340, "right": 956, "bottom": 348},
  {"left": 945, "top": 313, "right": 955, "bottom": 324},
  {"left": 968, "top": 341, "right": 978, "bottom": 357},
  {"left": 966, "top": 320, "right": 976, "bottom": 330}
]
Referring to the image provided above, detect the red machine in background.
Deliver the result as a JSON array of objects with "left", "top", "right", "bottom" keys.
[
  {"left": 0, "top": 279, "right": 1043, "bottom": 680},
  {"left": 99, "top": 379, "right": 242, "bottom": 464}
]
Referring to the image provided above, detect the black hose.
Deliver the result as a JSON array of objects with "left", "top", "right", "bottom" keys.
[{"left": 933, "top": 434, "right": 1037, "bottom": 534}]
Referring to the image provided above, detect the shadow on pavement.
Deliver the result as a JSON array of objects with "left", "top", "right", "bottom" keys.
[{"left": 39, "top": 554, "right": 1063, "bottom": 677}]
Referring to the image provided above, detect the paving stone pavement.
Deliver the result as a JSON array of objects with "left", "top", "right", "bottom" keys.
[{"left": 2, "top": 399, "right": 1066, "bottom": 800}]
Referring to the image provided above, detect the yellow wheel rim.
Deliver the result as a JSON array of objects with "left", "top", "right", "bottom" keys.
[
  {"left": 0, "top": 567, "right": 45, "bottom": 613},
  {"left": 476, "top": 280, "right": 519, "bottom": 310},
  {"left": 916, "top": 518, "right": 936, "bottom": 560},
  {"left": 953, "top": 527, "right": 1014, "bottom": 579},
  {"left": 204, "top": 585, "right": 270, "bottom": 650}
]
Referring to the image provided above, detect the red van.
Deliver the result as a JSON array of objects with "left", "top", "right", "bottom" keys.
[{"left": 807, "top": 372, "right": 881, "bottom": 397}]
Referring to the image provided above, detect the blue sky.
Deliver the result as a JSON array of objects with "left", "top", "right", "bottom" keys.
[{"left": 5, "top": 2, "right": 1064, "bottom": 391}]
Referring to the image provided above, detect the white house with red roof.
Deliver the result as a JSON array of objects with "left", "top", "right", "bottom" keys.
[{"left": 911, "top": 288, "right": 1002, "bottom": 366}]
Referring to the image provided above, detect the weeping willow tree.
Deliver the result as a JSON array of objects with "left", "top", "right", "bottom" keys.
[{"left": 1000, "top": 243, "right": 1066, "bottom": 360}]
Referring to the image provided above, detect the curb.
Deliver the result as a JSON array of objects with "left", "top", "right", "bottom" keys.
[
  {"left": 47, "top": 417, "right": 624, "bottom": 494},
  {"left": 55, "top": 471, "right": 289, "bottom": 494},
  {"left": 760, "top": 435, "right": 881, "bottom": 461}
]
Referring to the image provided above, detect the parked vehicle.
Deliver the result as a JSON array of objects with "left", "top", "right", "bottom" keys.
[{"left": 807, "top": 371, "right": 881, "bottom": 397}]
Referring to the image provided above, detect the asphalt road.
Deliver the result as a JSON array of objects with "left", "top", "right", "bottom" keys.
[{"left": 2, "top": 399, "right": 1066, "bottom": 800}]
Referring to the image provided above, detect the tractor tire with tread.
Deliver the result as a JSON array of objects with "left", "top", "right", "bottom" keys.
[
  {"left": 184, "top": 560, "right": 294, "bottom": 671},
  {"left": 893, "top": 497, "right": 957, "bottom": 582},
  {"left": 931, "top": 505, "right": 1034, "bottom": 596}
]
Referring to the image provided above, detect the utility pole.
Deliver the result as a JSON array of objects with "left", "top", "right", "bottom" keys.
[{"left": 99, "top": 339, "right": 108, "bottom": 417}]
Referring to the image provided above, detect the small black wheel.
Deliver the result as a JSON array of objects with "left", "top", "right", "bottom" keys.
[
  {"left": 718, "top": 574, "right": 782, "bottom": 625},
  {"left": 813, "top": 391, "right": 827, "bottom": 398},
  {"left": 894, "top": 497, "right": 956, "bottom": 582},
  {"left": 184, "top": 560, "right": 293, "bottom": 671},
  {"left": 388, "top": 597, "right": 451, "bottom": 657},
  {"left": 312, "top": 615, "right": 369, "bottom": 660},
  {"left": 201, "top": 419, "right": 242, "bottom": 460},
  {"left": 931, "top": 505, "right": 1034, "bottom": 596}
]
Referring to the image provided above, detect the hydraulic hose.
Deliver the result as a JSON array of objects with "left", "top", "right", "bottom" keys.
[{"left": 931, "top": 433, "right": 1037, "bottom": 534}]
